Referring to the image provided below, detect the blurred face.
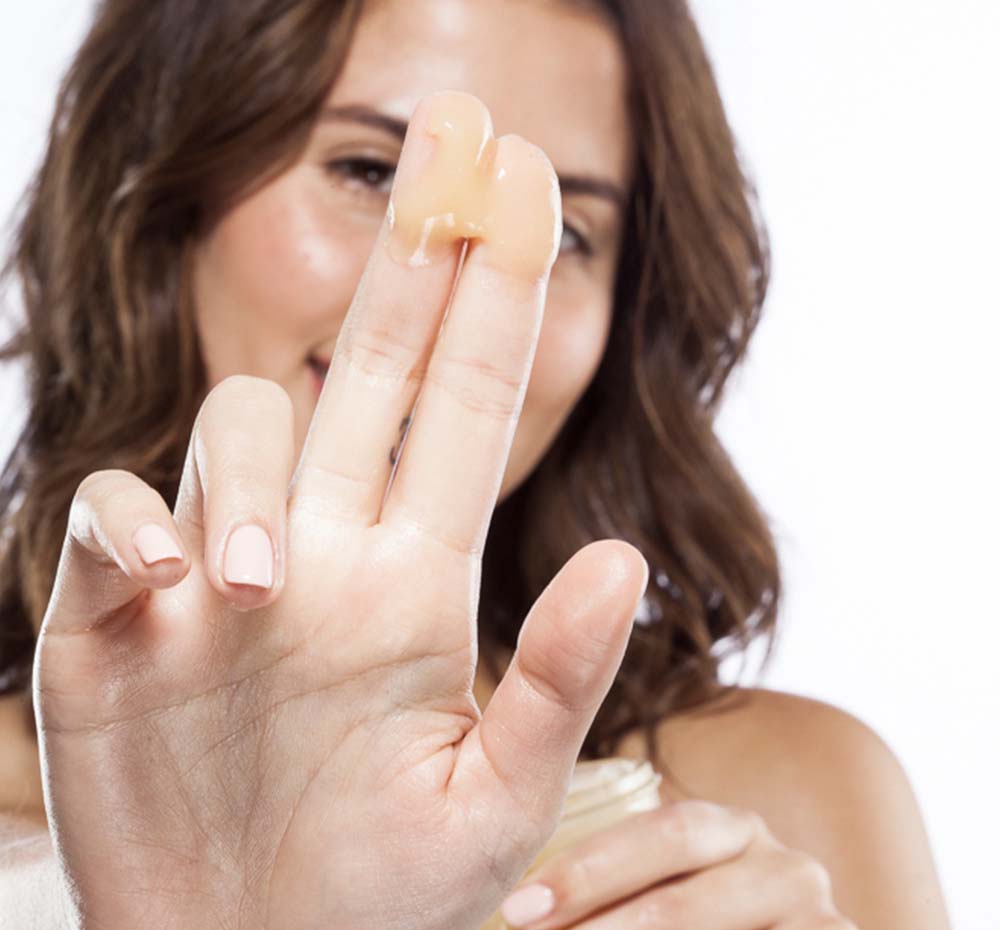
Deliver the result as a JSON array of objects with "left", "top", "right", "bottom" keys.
[{"left": 191, "top": 0, "right": 631, "bottom": 504}]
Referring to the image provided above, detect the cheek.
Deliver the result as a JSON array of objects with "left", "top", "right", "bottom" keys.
[
  {"left": 504, "top": 285, "right": 611, "bottom": 487},
  {"left": 192, "top": 172, "right": 374, "bottom": 379},
  {"left": 528, "top": 289, "right": 611, "bottom": 420}
]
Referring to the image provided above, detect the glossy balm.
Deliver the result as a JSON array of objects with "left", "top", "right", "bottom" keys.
[{"left": 387, "top": 91, "right": 561, "bottom": 281}]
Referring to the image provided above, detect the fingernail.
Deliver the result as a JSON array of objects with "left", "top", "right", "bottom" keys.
[
  {"left": 500, "top": 883, "right": 556, "bottom": 927},
  {"left": 223, "top": 524, "right": 273, "bottom": 589},
  {"left": 133, "top": 523, "right": 183, "bottom": 566}
]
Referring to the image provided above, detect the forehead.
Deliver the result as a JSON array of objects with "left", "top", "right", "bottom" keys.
[{"left": 329, "top": 0, "right": 632, "bottom": 190}]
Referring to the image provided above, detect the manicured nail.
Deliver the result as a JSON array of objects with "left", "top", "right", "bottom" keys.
[
  {"left": 223, "top": 524, "right": 273, "bottom": 589},
  {"left": 500, "top": 883, "right": 556, "bottom": 927},
  {"left": 132, "top": 523, "right": 183, "bottom": 566}
]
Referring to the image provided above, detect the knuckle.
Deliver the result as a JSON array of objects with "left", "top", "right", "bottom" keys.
[
  {"left": 733, "top": 805, "right": 770, "bottom": 839},
  {"left": 563, "top": 854, "right": 598, "bottom": 899},
  {"left": 516, "top": 648, "right": 593, "bottom": 714},
  {"left": 786, "top": 850, "right": 834, "bottom": 901},
  {"left": 424, "top": 355, "right": 521, "bottom": 421},
  {"left": 554, "top": 615, "right": 616, "bottom": 674},
  {"left": 644, "top": 883, "right": 689, "bottom": 928},
  {"left": 659, "top": 799, "right": 717, "bottom": 842},
  {"left": 346, "top": 326, "right": 423, "bottom": 383},
  {"left": 527, "top": 613, "right": 626, "bottom": 710}
]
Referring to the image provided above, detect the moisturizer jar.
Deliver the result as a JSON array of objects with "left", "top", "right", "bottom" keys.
[{"left": 481, "top": 756, "right": 663, "bottom": 930}]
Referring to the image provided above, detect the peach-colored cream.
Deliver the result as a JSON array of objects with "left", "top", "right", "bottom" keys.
[{"left": 387, "top": 93, "right": 561, "bottom": 281}]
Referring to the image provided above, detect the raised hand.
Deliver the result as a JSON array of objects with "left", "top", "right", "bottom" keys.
[{"left": 32, "top": 90, "right": 649, "bottom": 930}]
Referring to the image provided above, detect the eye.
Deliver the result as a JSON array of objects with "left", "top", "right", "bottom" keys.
[
  {"left": 324, "top": 156, "right": 396, "bottom": 195},
  {"left": 559, "top": 222, "right": 592, "bottom": 258}
]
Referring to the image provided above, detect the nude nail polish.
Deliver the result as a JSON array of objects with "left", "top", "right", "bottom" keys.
[
  {"left": 133, "top": 522, "right": 183, "bottom": 566},
  {"left": 500, "top": 884, "right": 556, "bottom": 927},
  {"left": 223, "top": 523, "right": 273, "bottom": 589}
]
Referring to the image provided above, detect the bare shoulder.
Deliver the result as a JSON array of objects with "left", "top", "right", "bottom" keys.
[
  {"left": 614, "top": 685, "right": 952, "bottom": 928},
  {"left": 631, "top": 686, "right": 906, "bottom": 805}
]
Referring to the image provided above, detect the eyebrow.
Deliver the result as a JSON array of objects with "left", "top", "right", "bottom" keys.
[{"left": 320, "top": 103, "right": 627, "bottom": 213}]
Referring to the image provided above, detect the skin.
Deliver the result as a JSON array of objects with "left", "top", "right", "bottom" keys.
[{"left": 0, "top": 1, "right": 953, "bottom": 928}]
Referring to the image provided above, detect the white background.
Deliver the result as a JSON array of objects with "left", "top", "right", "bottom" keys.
[{"left": 1, "top": 3, "right": 997, "bottom": 928}]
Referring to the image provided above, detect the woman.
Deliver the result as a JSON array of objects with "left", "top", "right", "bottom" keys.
[{"left": 0, "top": 0, "right": 950, "bottom": 927}]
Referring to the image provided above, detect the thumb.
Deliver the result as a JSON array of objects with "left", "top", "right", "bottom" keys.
[{"left": 455, "top": 539, "right": 648, "bottom": 830}]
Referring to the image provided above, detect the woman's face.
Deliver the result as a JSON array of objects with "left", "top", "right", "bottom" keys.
[{"left": 191, "top": 0, "right": 631, "bottom": 504}]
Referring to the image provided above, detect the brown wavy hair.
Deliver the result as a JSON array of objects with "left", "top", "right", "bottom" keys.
[{"left": 0, "top": 0, "right": 781, "bottom": 777}]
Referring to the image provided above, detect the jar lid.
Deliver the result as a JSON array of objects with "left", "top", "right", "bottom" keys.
[{"left": 562, "top": 757, "right": 662, "bottom": 820}]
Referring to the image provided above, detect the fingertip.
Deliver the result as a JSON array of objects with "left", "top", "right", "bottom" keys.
[{"left": 601, "top": 539, "right": 650, "bottom": 591}]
